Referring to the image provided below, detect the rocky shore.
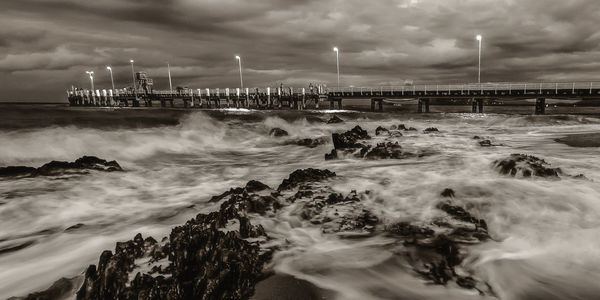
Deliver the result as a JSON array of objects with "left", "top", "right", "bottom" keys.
[{"left": 10, "top": 122, "right": 588, "bottom": 300}]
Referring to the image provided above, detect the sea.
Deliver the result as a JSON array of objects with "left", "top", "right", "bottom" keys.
[{"left": 1, "top": 104, "right": 599, "bottom": 299}]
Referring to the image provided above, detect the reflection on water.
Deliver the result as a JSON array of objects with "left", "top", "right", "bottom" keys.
[{"left": 0, "top": 108, "right": 599, "bottom": 299}]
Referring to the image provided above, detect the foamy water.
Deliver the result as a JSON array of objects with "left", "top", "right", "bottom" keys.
[{"left": 1, "top": 109, "right": 599, "bottom": 299}]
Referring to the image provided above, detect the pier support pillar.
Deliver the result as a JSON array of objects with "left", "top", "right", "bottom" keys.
[
  {"left": 161, "top": 100, "right": 166, "bottom": 107},
  {"left": 535, "top": 98, "right": 546, "bottom": 115},
  {"left": 371, "top": 98, "right": 384, "bottom": 112},
  {"left": 477, "top": 99, "right": 484, "bottom": 113},
  {"left": 471, "top": 99, "right": 477, "bottom": 113},
  {"left": 418, "top": 99, "right": 429, "bottom": 113}
]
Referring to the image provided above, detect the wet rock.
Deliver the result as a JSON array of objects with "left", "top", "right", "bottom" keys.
[
  {"left": 440, "top": 188, "right": 455, "bottom": 198},
  {"left": 65, "top": 223, "right": 86, "bottom": 232},
  {"left": 324, "top": 149, "right": 338, "bottom": 160},
  {"left": 375, "top": 126, "right": 389, "bottom": 136},
  {"left": 391, "top": 124, "right": 408, "bottom": 131},
  {"left": 436, "top": 202, "right": 488, "bottom": 231},
  {"left": 494, "top": 154, "right": 561, "bottom": 178},
  {"left": 245, "top": 180, "right": 271, "bottom": 193},
  {"left": 77, "top": 187, "right": 273, "bottom": 300},
  {"left": 363, "top": 142, "right": 404, "bottom": 160},
  {"left": 293, "top": 137, "right": 328, "bottom": 148},
  {"left": 326, "top": 115, "right": 344, "bottom": 124},
  {"left": 331, "top": 126, "right": 370, "bottom": 149},
  {"left": 407, "top": 127, "right": 417, "bottom": 131},
  {"left": 269, "top": 128, "right": 289, "bottom": 137},
  {"left": 386, "top": 222, "right": 434, "bottom": 239},
  {"left": 278, "top": 168, "right": 336, "bottom": 191},
  {"left": 14, "top": 276, "right": 82, "bottom": 300},
  {"left": 0, "top": 166, "right": 37, "bottom": 178},
  {"left": 423, "top": 127, "right": 439, "bottom": 133},
  {"left": 0, "top": 156, "right": 123, "bottom": 178},
  {"left": 479, "top": 139, "right": 492, "bottom": 147}
]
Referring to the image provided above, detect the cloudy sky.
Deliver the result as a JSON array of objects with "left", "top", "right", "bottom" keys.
[{"left": 1, "top": 0, "right": 599, "bottom": 101}]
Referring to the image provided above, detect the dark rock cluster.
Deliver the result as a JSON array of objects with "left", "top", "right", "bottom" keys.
[
  {"left": 290, "top": 137, "right": 328, "bottom": 148},
  {"left": 0, "top": 156, "right": 123, "bottom": 178},
  {"left": 269, "top": 128, "right": 289, "bottom": 137},
  {"left": 384, "top": 189, "right": 493, "bottom": 295},
  {"left": 326, "top": 126, "right": 413, "bottom": 160},
  {"left": 326, "top": 115, "right": 344, "bottom": 124},
  {"left": 494, "top": 154, "right": 561, "bottom": 178},
  {"left": 278, "top": 168, "right": 336, "bottom": 191}
]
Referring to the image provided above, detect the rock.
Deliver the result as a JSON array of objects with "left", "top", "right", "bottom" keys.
[
  {"left": 14, "top": 276, "right": 82, "bottom": 300},
  {"left": 423, "top": 127, "right": 439, "bottom": 133},
  {"left": 326, "top": 115, "right": 344, "bottom": 124},
  {"left": 278, "top": 168, "right": 336, "bottom": 191},
  {"left": 324, "top": 149, "right": 338, "bottom": 160},
  {"left": 391, "top": 124, "right": 408, "bottom": 131},
  {"left": 77, "top": 188, "right": 273, "bottom": 300},
  {"left": 331, "top": 126, "right": 370, "bottom": 149},
  {"left": 440, "top": 188, "right": 455, "bottom": 198},
  {"left": 363, "top": 142, "right": 404, "bottom": 160},
  {"left": 0, "top": 156, "right": 123, "bottom": 178},
  {"left": 293, "top": 137, "right": 328, "bottom": 148},
  {"left": 269, "top": 128, "right": 289, "bottom": 137},
  {"left": 245, "top": 180, "right": 271, "bottom": 193},
  {"left": 407, "top": 127, "right": 417, "bottom": 131},
  {"left": 375, "top": 126, "right": 389, "bottom": 136},
  {"left": 494, "top": 154, "right": 561, "bottom": 178},
  {"left": 0, "top": 166, "right": 37, "bottom": 178},
  {"left": 436, "top": 202, "right": 488, "bottom": 231},
  {"left": 386, "top": 222, "right": 434, "bottom": 239},
  {"left": 479, "top": 140, "right": 492, "bottom": 147}
]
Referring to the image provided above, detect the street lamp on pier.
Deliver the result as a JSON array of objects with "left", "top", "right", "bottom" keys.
[
  {"left": 86, "top": 71, "right": 94, "bottom": 91},
  {"left": 235, "top": 55, "right": 243, "bottom": 90},
  {"left": 476, "top": 35, "right": 482, "bottom": 84},
  {"left": 106, "top": 66, "right": 115, "bottom": 91},
  {"left": 333, "top": 47, "right": 340, "bottom": 90},
  {"left": 129, "top": 59, "right": 137, "bottom": 98},
  {"left": 167, "top": 62, "right": 173, "bottom": 95}
]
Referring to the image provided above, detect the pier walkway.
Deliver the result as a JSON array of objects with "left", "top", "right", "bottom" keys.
[{"left": 67, "top": 81, "right": 600, "bottom": 114}]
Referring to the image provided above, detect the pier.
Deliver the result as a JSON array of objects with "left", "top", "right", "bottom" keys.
[{"left": 67, "top": 81, "right": 600, "bottom": 114}]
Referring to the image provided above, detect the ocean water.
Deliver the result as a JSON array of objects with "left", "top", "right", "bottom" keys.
[{"left": 1, "top": 106, "right": 599, "bottom": 299}]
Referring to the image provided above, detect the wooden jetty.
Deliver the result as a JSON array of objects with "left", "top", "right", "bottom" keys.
[{"left": 67, "top": 81, "right": 600, "bottom": 114}]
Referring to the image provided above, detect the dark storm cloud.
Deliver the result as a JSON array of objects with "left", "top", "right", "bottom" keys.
[{"left": 0, "top": 0, "right": 599, "bottom": 101}]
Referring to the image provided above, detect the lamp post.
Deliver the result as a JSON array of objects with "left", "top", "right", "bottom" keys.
[
  {"left": 167, "top": 62, "right": 173, "bottom": 95},
  {"left": 106, "top": 66, "right": 115, "bottom": 91},
  {"left": 86, "top": 71, "right": 94, "bottom": 91},
  {"left": 476, "top": 35, "right": 482, "bottom": 84},
  {"left": 235, "top": 55, "right": 243, "bottom": 90},
  {"left": 333, "top": 47, "right": 340, "bottom": 90},
  {"left": 130, "top": 59, "right": 137, "bottom": 98}
]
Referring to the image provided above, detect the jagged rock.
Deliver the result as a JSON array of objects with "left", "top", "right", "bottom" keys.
[
  {"left": 326, "top": 115, "right": 344, "bottom": 124},
  {"left": 494, "top": 154, "right": 561, "bottom": 178},
  {"left": 269, "top": 128, "right": 289, "bottom": 137},
  {"left": 324, "top": 149, "right": 338, "bottom": 160},
  {"left": 245, "top": 180, "right": 270, "bottom": 193},
  {"left": 14, "top": 277, "right": 82, "bottom": 300},
  {"left": 331, "top": 126, "right": 370, "bottom": 149},
  {"left": 386, "top": 222, "right": 434, "bottom": 239},
  {"left": 363, "top": 142, "right": 404, "bottom": 159},
  {"left": 0, "top": 166, "right": 37, "bottom": 178},
  {"left": 423, "top": 127, "right": 439, "bottom": 133},
  {"left": 210, "top": 180, "right": 271, "bottom": 202},
  {"left": 0, "top": 156, "right": 122, "bottom": 178},
  {"left": 292, "top": 137, "right": 328, "bottom": 148},
  {"left": 391, "top": 124, "right": 408, "bottom": 131},
  {"left": 278, "top": 168, "right": 336, "bottom": 191},
  {"left": 300, "top": 192, "right": 378, "bottom": 234},
  {"left": 77, "top": 188, "right": 274, "bottom": 300},
  {"left": 440, "top": 188, "right": 455, "bottom": 198},
  {"left": 436, "top": 202, "right": 488, "bottom": 232},
  {"left": 375, "top": 126, "right": 389, "bottom": 136},
  {"left": 479, "top": 140, "right": 492, "bottom": 147}
]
